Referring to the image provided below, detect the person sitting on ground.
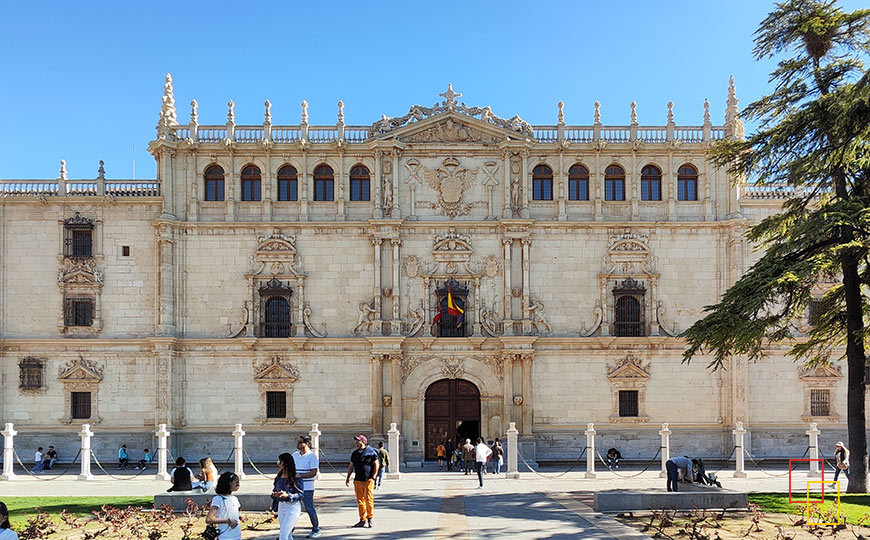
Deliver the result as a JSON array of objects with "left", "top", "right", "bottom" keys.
[
  {"left": 193, "top": 457, "right": 218, "bottom": 492},
  {"left": 0, "top": 501, "right": 18, "bottom": 540},
  {"left": 136, "top": 448, "right": 152, "bottom": 470},
  {"left": 167, "top": 456, "right": 194, "bottom": 492},
  {"left": 606, "top": 447, "right": 622, "bottom": 469},
  {"left": 118, "top": 444, "right": 129, "bottom": 470}
]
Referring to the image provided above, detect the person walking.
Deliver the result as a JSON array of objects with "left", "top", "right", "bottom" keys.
[
  {"left": 461, "top": 439, "right": 475, "bottom": 475},
  {"left": 490, "top": 438, "right": 503, "bottom": 474},
  {"left": 118, "top": 444, "right": 129, "bottom": 469},
  {"left": 345, "top": 434, "right": 379, "bottom": 529},
  {"left": 473, "top": 438, "right": 492, "bottom": 489},
  {"left": 375, "top": 441, "right": 390, "bottom": 489},
  {"left": 445, "top": 439, "right": 454, "bottom": 471},
  {"left": 0, "top": 501, "right": 19, "bottom": 540},
  {"left": 292, "top": 435, "right": 321, "bottom": 538},
  {"left": 436, "top": 441, "right": 446, "bottom": 470},
  {"left": 271, "top": 453, "right": 303, "bottom": 540},
  {"left": 31, "top": 447, "right": 44, "bottom": 473},
  {"left": 665, "top": 456, "right": 693, "bottom": 492},
  {"left": 206, "top": 472, "right": 242, "bottom": 540},
  {"left": 831, "top": 442, "right": 850, "bottom": 488}
]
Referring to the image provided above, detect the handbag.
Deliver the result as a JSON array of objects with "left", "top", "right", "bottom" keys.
[{"left": 201, "top": 496, "right": 226, "bottom": 540}]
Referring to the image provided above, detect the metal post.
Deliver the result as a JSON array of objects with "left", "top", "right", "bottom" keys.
[
  {"left": 585, "top": 423, "right": 596, "bottom": 478},
  {"left": 506, "top": 422, "right": 520, "bottom": 479},
  {"left": 233, "top": 424, "right": 246, "bottom": 479},
  {"left": 79, "top": 424, "right": 95, "bottom": 481},
  {"left": 806, "top": 422, "right": 821, "bottom": 478},
  {"left": 0, "top": 423, "right": 17, "bottom": 480},
  {"left": 386, "top": 422, "right": 401, "bottom": 479},
  {"left": 309, "top": 423, "right": 321, "bottom": 481},
  {"left": 154, "top": 424, "right": 170, "bottom": 481},
  {"left": 659, "top": 423, "right": 671, "bottom": 479},
  {"left": 733, "top": 421, "right": 747, "bottom": 478}
]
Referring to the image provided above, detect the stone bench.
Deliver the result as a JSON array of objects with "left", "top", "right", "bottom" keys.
[
  {"left": 154, "top": 493, "right": 275, "bottom": 512},
  {"left": 594, "top": 485, "right": 748, "bottom": 512}
]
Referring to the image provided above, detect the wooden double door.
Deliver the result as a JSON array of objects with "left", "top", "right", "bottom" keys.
[{"left": 424, "top": 378, "right": 480, "bottom": 460}]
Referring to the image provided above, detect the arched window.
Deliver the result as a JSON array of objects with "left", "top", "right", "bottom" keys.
[
  {"left": 640, "top": 165, "right": 662, "bottom": 201},
  {"left": 604, "top": 165, "right": 625, "bottom": 201},
  {"left": 240, "top": 165, "right": 261, "bottom": 201},
  {"left": 677, "top": 164, "right": 698, "bottom": 201},
  {"left": 263, "top": 297, "right": 291, "bottom": 338},
  {"left": 532, "top": 164, "right": 553, "bottom": 200},
  {"left": 204, "top": 165, "right": 225, "bottom": 201},
  {"left": 277, "top": 165, "right": 298, "bottom": 201},
  {"left": 349, "top": 165, "right": 371, "bottom": 201},
  {"left": 313, "top": 164, "right": 334, "bottom": 201},
  {"left": 568, "top": 164, "right": 589, "bottom": 200},
  {"left": 613, "top": 277, "right": 646, "bottom": 337}
]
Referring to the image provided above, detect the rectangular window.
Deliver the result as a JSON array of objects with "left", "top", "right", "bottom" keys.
[
  {"left": 350, "top": 179, "right": 370, "bottom": 201},
  {"left": 19, "top": 358, "right": 44, "bottom": 390},
  {"left": 64, "top": 298, "right": 94, "bottom": 327},
  {"left": 278, "top": 178, "right": 298, "bottom": 201},
  {"left": 533, "top": 179, "right": 553, "bottom": 200},
  {"left": 266, "top": 391, "right": 287, "bottom": 418},
  {"left": 121, "top": 246, "right": 130, "bottom": 257},
  {"left": 64, "top": 227, "right": 93, "bottom": 257},
  {"left": 241, "top": 180, "right": 261, "bottom": 201},
  {"left": 808, "top": 298, "right": 822, "bottom": 325},
  {"left": 71, "top": 391, "right": 92, "bottom": 419},
  {"left": 678, "top": 179, "right": 697, "bottom": 201},
  {"left": 205, "top": 179, "right": 225, "bottom": 201},
  {"left": 641, "top": 179, "right": 661, "bottom": 201},
  {"left": 810, "top": 389, "right": 830, "bottom": 416},
  {"left": 604, "top": 179, "right": 625, "bottom": 201},
  {"left": 569, "top": 178, "right": 588, "bottom": 200},
  {"left": 618, "top": 390, "right": 639, "bottom": 417},
  {"left": 314, "top": 180, "right": 334, "bottom": 201}
]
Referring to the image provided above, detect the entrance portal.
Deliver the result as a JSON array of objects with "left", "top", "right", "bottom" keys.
[{"left": 424, "top": 378, "right": 481, "bottom": 460}]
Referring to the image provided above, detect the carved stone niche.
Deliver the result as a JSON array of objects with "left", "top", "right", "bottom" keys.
[
  {"left": 798, "top": 365, "right": 842, "bottom": 422},
  {"left": 606, "top": 353, "right": 651, "bottom": 423},
  {"left": 58, "top": 356, "right": 103, "bottom": 424},
  {"left": 244, "top": 230, "right": 308, "bottom": 338},
  {"left": 432, "top": 228, "right": 473, "bottom": 263},
  {"left": 253, "top": 356, "right": 300, "bottom": 425}
]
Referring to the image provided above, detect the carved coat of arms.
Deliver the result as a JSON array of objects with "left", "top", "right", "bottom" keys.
[{"left": 423, "top": 157, "right": 478, "bottom": 218}]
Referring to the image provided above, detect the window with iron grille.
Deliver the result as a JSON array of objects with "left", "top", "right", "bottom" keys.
[
  {"left": 64, "top": 213, "right": 94, "bottom": 257},
  {"left": 808, "top": 298, "right": 822, "bottom": 325},
  {"left": 810, "top": 389, "right": 830, "bottom": 416},
  {"left": 619, "top": 390, "right": 639, "bottom": 417},
  {"left": 19, "top": 357, "right": 44, "bottom": 390},
  {"left": 614, "top": 296, "right": 644, "bottom": 336},
  {"left": 64, "top": 298, "right": 94, "bottom": 326},
  {"left": 71, "top": 391, "right": 92, "bottom": 419},
  {"left": 266, "top": 391, "right": 287, "bottom": 418}
]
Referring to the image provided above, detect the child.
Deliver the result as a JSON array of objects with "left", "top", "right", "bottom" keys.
[{"left": 136, "top": 449, "right": 152, "bottom": 470}]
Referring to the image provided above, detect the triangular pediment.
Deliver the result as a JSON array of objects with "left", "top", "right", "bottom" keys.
[
  {"left": 606, "top": 354, "right": 651, "bottom": 381},
  {"left": 253, "top": 357, "right": 300, "bottom": 382},
  {"left": 383, "top": 113, "right": 525, "bottom": 144},
  {"left": 59, "top": 357, "right": 103, "bottom": 382},
  {"left": 798, "top": 364, "right": 843, "bottom": 380}
]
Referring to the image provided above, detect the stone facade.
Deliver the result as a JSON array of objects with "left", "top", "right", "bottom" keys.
[{"left": 2, "top": 76, "right": 865, "bottom": 463}]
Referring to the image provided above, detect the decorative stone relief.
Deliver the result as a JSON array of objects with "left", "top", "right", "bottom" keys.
[
  {"left": 423, "top": 157, "right": 479, "bottom": 218},
  {"left": 353, "top": 299, "right": 378, "bottom": 335},
  {"left": 403, "top": 256, "right": 421, "bottom": 278},
  {"left": 440, "top": 356, "right": 465, "bottom": 379},
  {"left": 523, "top": 297, "right": 551, "bottom": 335},
  {"left": 606, "top": 353, "right": 651, "bottom": 423},
  {"left": 302, "top": 303, "right": 327, "bottom": 338},
  {"left": 432, "top": 229, "right": 473, "bottom": 262},
  {"left": 253, "top": 356, "right": 300, "bottom": 425},
  {"left": 58, "top": 356, "right": 103, "bottom": 424},
  {"left": 482, "top": 354, "right": 505, "bottom": 381},
  {"left": 403, "top": 118, "right": 503, "bottom": 144},
  {"left": 405, "top": 302, "right": 424, "bottom": 337},
  {"left": 58, "top": 258, "right": 103, "bottom": 285},
  {"left": 509, "top": 153, "right": 523, "bottom": 217},
  {"left": 382, "top": 154, "right": 394, "bottom": 216},
  {"left": 798, "top": 364, "right": 842, "bottom": 422},
  {"left": 400, "top": 355, "right": 426, "bottom": 381}
]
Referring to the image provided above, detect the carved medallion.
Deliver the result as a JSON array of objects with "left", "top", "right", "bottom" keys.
[{"left": 423, "top": 157, "right": 479, "bottom": 218}]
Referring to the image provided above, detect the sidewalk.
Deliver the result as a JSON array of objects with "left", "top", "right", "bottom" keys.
[{"left": 0, "top": 465, "right": 820, "bottom": 539}]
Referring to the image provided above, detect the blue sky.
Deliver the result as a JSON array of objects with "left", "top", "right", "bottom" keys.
[{"left": 0, "top": 1, "right": 863, "bottom": 180}]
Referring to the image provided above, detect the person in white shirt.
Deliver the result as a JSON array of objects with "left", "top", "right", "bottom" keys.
[
  {"left": 473, "top": 437, "right": 492, "bottom": 489},
  {"left": 31, "top": 448, "right": 44, "bottom": 473},
  {"left": 206, "top": 472, "right": 242, "bottom": 540},
  {"left": 0, "top": 501, "right": 18, "bottom": 540},
  {"left": 292, "top": 435, "right": 321, "bottom": 538}
]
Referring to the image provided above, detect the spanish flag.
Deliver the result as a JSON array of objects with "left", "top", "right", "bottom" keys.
[
  {"left": 433, "top": 292, "right": 444, "bottom": 324},
  {"left": 447, "top": 290, "right": 464, "bottom": 327}
]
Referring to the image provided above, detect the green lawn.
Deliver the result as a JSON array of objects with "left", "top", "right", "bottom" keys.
[
  {"left": 2, "top": 497, "right": 153, "bottom": 527},
  {"left": 749, "top": 492, "right": 870, "bottom": 524}
]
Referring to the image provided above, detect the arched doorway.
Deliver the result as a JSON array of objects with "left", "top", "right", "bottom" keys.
[{"left": 424, "top": 379, "right": 480, "bottom": 460}]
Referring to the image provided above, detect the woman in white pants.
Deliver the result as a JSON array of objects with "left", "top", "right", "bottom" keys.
[{"left": 271, "top": 452, "right": 303, "bottom": 540}]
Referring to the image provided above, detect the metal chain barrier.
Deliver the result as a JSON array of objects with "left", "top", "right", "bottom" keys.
[
  {"left": 709, "top": 445, "right": 738, "bottom": 476},
  {"left": 318, "top": 449, "right": 352, "bottom": 478},
  {"left": 242, "top": 447, "right": 272, "bottom": 478},
  {"left": 595, "top": 447, "right": 662, "bottom": 478},
  {"left": 12, "top": 448, "right": 81, "bottom": 481},
  {"left": 89, "top": 450, "right": 150, "bottom": 480},
  {"left": 816, "top": 446, "right": 840, "bottom": 472},
  {"left": 516, "top": 447, "right": 587, "bottom": 479},
  {"left": 742, "top": 446, "right": 809, "bottom": 478},
  {"left": 215, "top": 449, "right": 233, "bottom": 474}
]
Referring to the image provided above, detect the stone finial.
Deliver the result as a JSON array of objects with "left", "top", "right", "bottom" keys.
[
  {"left": 703, "top": 98, "right": 711, "bottom": 125},
  {"left": 337, "top": 100, "right": 345, "bottom": 125},
  {"left": 440, "top": 83, "right": 461, "bottom": 110},
  {"left": 557, "top": 101, "right": 565, "bottom": 124},
  {"left": 160, "top": 73, "right": 177, "bottom": 126},
  {"left": 630, "top": 101, "right": 638, "bottom": 125},
  {"left": 59, "top": 160, "right": 67, "bottom": 181},
  {"left": 97, "top": 160, "right": 105, "bottom": 180},
  {"left": 301, "top": 100, "right": 309, "bottom": 125},
  {"left": 667, "top": 101, "right": 674, "bottom": 124},
  {"left": 227, "top": 100, "right": 235, "bottom": 124},
  {"left": 190, "top": 99, "right": 198, "bottom": 125},
  {"left": 593, "top": 101, "right": 601, "bottom": 124},
  {"left": 264, "top": 99, "right": 272, "bottom": 124},
  {"left": 725, "top": 76, "right": 744, "bottom": 139}
]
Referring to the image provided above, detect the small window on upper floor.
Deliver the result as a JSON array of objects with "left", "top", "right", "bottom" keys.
[
  {"left": 240, "top": 165, "right": 262, "bottom": 201},
  {"left": 532, "top": 165, "right": 553, "bottom": 200},
  {"left": 678, "top": 164, "right": 698, "bottom": 201},
  {"left": 313, "top": 164, "right": 334, "bottom": 201},
  {"left": 277, "top": 165, "right": 298, "bottom": 201},
  {"left": 64, "top": 213, "right": 94, "bottom": 258},
  {"left": 350, "top": 165, "right": 371, "bottom": 201},
  {"left": 604, "top": 165, "right": 625, "bottom": 201},
  {"left": 568, "top": 164, "right": 589, "bottom": 201},
  {"left": 204, "top": 165, "right": 225, "bottom": 201},
  {"left": 641, "top": 165, "right": 662, "bottom": 201}
]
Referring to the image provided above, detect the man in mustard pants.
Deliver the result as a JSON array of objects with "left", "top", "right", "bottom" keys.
[{"left": 346, "top": 434, "right": 379, "bottom": 528}]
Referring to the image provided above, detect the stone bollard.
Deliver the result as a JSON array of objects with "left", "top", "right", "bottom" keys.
[
  {"left": 733, "top": 422, "right": 747, "bottom": 478},
  {"left": 585, "top": 423, "right": 596, "bottom": 479},
  {"left": 806, "top": 422, "right": 820, "bottom": 477},
  {"left": 659, "top": 423, "right": 671, "bottom": 479},
  {"left": 386, "top": 423, "right": 401, "bottom": 479},
  {"left": 233, "top": 424, "right": 246, "bottom": 479},
  {"left": 1, "top": 423, "right": 17, "bottom": 481},
  {"left": 309, "top": 423, "right": 321, "bottom": 481},
  {"left": 506, "top": 422, "right": 520, "bottom": 479},
  {"left": 154, "top": 424, "right": 171, "bottom": 481},
  {"left": 79, "top": 424, "right": 95, "bottom": 481}
]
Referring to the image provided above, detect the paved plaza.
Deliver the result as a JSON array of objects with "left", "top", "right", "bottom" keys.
[{"left": 0, "top": 464, "right": 816, "bottom": 539}]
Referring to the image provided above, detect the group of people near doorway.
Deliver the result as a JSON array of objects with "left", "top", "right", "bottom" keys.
[{"left": 435, "top": 437, "right": 504, "bottom": 488}]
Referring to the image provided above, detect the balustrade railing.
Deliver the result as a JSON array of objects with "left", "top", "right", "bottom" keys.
[
  {"left": 710, "top": 128, "right": 725, "bottom": 140},
  {"left": 272, "top": 127, "right": 301, "bottom": 143},
  {"left": 637, "top": 128, "right": 667, "bottom": 143},
  {"left": 66, "top": 182, "right": 98, "bottom": 195},
  {"left": 565, "top": 128, "right": 593, "bottom": 143},
  {"left": 534, "top": 127, "right": 558, "bottom": 142},
  {"left": 740, "top": 183, "right": 794, "bottom": 200},
  {"left": 600, "top": 127, "right": 630, "bottom": 143},
  {"left": 197, "top": 127, "right": 227, "bottom": 142},
  {"left": 105, "top": 181, "right": 160, "bottom": 196},
  {"left": 344, "top": 128, "right": 369, "bottom": 143},
  {"left": 234, "top": 128, "right": 263, "bottom": 143},
  {"left": 0, "top": 180, "right": 159, "bottom": 197},
  {"left": 675, "top": 127, "right": 704, "bottom": 143},
  {"left": 308, "top": 128, "right": 337, "bottom": 143},
  {"left": 0, "top": 181, "right": 60, "bottom": 196},
  {"left": 173, "top": 127, "right": 190, "bottom": 140}
]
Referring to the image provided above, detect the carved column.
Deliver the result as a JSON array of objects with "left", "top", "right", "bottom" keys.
[
  {"left": 557, "top": 150, "right": 567, "bottom": 220},
  {"left": 521, "top": 239, "right": 531, "bottom": 334},
  {"left": 390, "top": 354, "right": 403, "bottom": 428},
  {"left": 391, "top": 149, "right": 400, "bottom": 218},
  {"left": 160, "top": 148, "right": 176, "bottom": 219},
  {"left": 155, "top": 353, "right": 172, "bottom": 425},
  {"left": 296, "top": 281, "right": 305, "bottom": 337},
  {"left": 593, "top": 149, "right": 602, "bottom": 220},
  {"left": 156, "top": 224, "right": 176, "bottom": 336},
  {"left": 521, "top": 150, "right": 530, "bottom": 218},
  {"left": 372, "top": 237, "right": 383, "bottom": 326},
  {"left": 337, "top": 150, "right": 346, "bottom": 220},
  {"left": 666, "top": 153, "right": 676, "bottom": 220},
  {"left": 372, "top": 355, "right": 385, "bottom": 436},
  {"left": 225, "top": 150, "right": 235, "bottom": 222},
  {"left": 300, "top": 151, "right": 308, "bottom": 220},
  {"left": 473, "top": 277, "right": 482, "bottom": 336},
  {"left": 503, "top": 239, "right": 512, "bottom": 325},
  {"left": 263, "top": 151, "right": 273, "bottom": 221},
  {"left": 521, "top": 354, "right": 533, "bottom": 436},
  {"left": 502, "top": 150, "right": 511, "bottom": 218},
  {"left": 422, "top": 277, "right": 431, "bottom": 333},
  {"left": 391, "top": 239, "right": 401, "bottom": 335},
  {"left": 189, "top": 154, "right": 199, "bottom": 221},
  {"left": 373, "top": 150, "right": 383, "bottom": 219},
  {"left": 629, "top": 150, "right": 638, "bottom": 219}
]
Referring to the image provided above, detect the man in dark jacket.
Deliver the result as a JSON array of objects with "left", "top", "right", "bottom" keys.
[{"left": 346, "top": 435, "right": 379, "bottom": 528}]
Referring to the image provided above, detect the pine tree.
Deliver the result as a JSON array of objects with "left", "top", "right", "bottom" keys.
[{"left": 682, "top": 0, "right": 870, "bottom": 492}]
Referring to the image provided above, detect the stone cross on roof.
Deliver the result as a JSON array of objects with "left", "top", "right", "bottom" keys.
[{"left": 440, "top": 83, "right": 462, "bottom": 111}]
